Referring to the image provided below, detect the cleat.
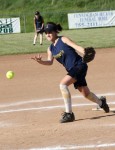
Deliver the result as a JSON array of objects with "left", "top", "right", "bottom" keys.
[
  {"left": 60, "top": 112, "right": 75, "bottom": 123},
  {"left": 100, "top": 96, "right": 110, "bottom": 113}
]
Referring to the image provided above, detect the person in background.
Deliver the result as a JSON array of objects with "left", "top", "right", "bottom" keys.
[
  {"left": 32, "top": 22, "right": 110, "bottom": 123},
  {"left": 33, "top": 11, "right": 44, "bottom": 45}
]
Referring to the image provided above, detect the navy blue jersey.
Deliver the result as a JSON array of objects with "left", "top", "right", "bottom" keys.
[
  {"left": 34, "top": 16, "right": 43, "bottom": 29},
  {"left": 50, "top": 36, "right": 83, "bottom": 71}
]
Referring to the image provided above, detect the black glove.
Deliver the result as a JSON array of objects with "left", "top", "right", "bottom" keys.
[{"left": 83, "top": 47, "right": 96, "bottom": 63}]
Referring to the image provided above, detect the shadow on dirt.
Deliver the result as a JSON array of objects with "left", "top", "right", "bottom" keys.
[{"left": 75, "top": 112, "right": 115, "bottom": 121}]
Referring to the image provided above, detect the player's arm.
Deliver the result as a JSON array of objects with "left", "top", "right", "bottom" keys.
[
  {"left": 41, "top": 16, "right": 44, "bottom": 29},
  {"left": 62, "top": 36, "right": 85, "bottom": 55},
  {"left": 33, "top": 18, "right": 37, "bottom": 32},
  {"left": 31, "top": 47, "right": 54, "bottom": 65},
  {"left": 62, "top": 36, "right": 95, "bottom": 63}
]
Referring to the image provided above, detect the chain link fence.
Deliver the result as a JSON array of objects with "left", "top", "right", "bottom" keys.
[{"left": 0, "top": 0, "right": 115, "bottom": 33}]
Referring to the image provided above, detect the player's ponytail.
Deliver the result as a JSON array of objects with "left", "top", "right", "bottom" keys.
[
  {"left": 45, "top": 22, "right": 63, "bottom": 33},
  {"left": 56, "top": 24, "right": 63, "bottom": 32}
]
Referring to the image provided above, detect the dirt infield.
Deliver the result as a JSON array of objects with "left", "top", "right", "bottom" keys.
[{"left": 0, "top": 48, "right": 115, "bottom": 150}]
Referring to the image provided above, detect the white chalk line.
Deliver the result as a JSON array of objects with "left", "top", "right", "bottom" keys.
[
  {"left": 0, "top": 93, "right": 115, "bottom": 149},
  {"left": 0, "top": 92, "right": 115, "bottom": 114},
  {"left": 0, "top": 92, "right": 115, "bottom": 108},
  {"left": 0, "top": 103, "right": 92, "bottom": 114},
  {"left": 0, "top": 101, "right": 115, "bottom": 114},
  {"left": 31, "top": 143, "right": 115, "bottom": 149}
]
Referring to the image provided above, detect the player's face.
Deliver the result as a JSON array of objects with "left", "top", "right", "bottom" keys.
[
  {"left": 35, "top": 15, "right": 39, "bottom": 19},
  {"left": 45, "top": 31, "right": 57, "bottom": 42}
]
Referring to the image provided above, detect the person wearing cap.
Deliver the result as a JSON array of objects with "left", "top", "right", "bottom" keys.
[
  {"left": 32, "top": 22, "right": 109, "bottom": 123},
  {"left": 33, "top": 11, "right": 44, "bottom": 45}
]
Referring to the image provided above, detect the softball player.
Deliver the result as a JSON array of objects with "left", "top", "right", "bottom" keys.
[
  {"left": 32, "top": 22, "right": 109, "bottom": 123},
  {"left": 33, "top": 11, "right": 44, "bottom": 45}
]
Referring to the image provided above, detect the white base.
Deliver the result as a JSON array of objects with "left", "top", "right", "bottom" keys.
[{"left": 92, "top": 108, "right": 115, "bottom": 111}]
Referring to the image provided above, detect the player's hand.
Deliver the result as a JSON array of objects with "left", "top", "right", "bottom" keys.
[
  {"left": 36, "top": 29, "right": 40, "bottom": 33},
  {"left": 31, "top": 54, "right": 42, "bottom": 62}
]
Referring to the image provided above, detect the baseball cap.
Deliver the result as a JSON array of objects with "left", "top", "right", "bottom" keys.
[
  {"left": 44, "top": 24, "right": 57, "bottom": 33},
  {"left": 35, "top": 11, "right": 40, "bottom": 15}
]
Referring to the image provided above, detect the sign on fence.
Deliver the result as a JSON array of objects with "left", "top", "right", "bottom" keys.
[
  {"left": 68, "top": 10, "right": 115, "bottom": 29},
  {"left": 0, "top": 17, "right": 21, "bottom": 34}
]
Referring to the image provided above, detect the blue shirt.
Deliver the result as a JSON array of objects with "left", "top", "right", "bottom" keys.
[
  {"left": 50, "top": 36, "right": 83, "bottom": 71},
  {"left": 34, "top": 16, "right": 43, "bottom": 29}
]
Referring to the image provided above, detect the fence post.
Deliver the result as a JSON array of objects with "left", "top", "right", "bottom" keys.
[
  {"left": 51, "top": 0, "right": 54, "bottom": 5},
  {"left": 23, "top": 15, "right": 26, "bottom": 33}
]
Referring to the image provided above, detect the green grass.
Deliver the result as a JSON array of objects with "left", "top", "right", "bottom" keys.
[
  {"left": 0, "top": 27, "right": 115, "bottom": 56},
  {"left": 0, "top": 0, "right": 115, "bottom": 32}
]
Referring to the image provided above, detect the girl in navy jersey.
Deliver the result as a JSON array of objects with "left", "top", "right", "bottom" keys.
[
  {"left": 33, "top": 11, "right": 44, "bottom": 45},
  {"left": 32, "top": 22, "right": 109, "bottom": 123}
]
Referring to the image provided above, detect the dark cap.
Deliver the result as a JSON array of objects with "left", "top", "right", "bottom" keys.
[
  {"left": 35, "top": 11, "right": 40, "bottom": 15},
  {"left": 44, "top": 24, "right": 57, "bottom": 33}
]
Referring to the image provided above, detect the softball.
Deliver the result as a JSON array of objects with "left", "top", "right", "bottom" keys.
[{"left": 6, "top": 71, "right": 14, "bottom": 79}]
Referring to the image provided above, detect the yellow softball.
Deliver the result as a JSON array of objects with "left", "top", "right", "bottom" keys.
[{"left": 6, "top": 71, "right": 14, "bottom": 79}]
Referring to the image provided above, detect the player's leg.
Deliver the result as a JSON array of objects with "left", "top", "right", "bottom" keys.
[
  {"left": 39, "top": 33, "right": 43, "bottom": 45},
  {"left": 78, "top": 86, "right": 102, "bottom": 105},
  {"left": 59, "top": 75, "right": 76, "bottom": 123},
  {"left": 33, "top": 32, "right": 38, "bottom": 45},
  {"left": 78, "top": 86, "right": 109, "bottom": 113}
]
